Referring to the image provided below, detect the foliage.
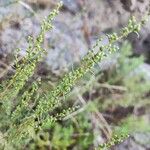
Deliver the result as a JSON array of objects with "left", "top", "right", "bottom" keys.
[{"left": 0, "top": 1, "right": 150, "bottom": 150}]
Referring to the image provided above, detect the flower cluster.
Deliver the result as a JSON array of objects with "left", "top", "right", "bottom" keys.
[
  {"left": 0, "top": 2, "right": 62, "bottom": 115},
  {"left": 11, "top": 79, "right": 40, "bottom": 124},
  {"left": 34, "top": 14, "right": 148, "bottom": 124},
  {"left": 98, "top": 134, "right": 129, "bottom": 149}
]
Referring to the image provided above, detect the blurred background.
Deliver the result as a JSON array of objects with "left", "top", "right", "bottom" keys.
[{"left": 0, "top": 0, "right": 150, "bottom": 149}]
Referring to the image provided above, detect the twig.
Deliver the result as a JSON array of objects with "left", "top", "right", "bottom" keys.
[
  {"left": 96, "top": 83, "right": 127, "bottom": 92},
  {"left": 63, "top": 106, "right": 86, "bottom": 120},
  {"left": 18, "top": 1, "right": 35, "bottom": 15}
]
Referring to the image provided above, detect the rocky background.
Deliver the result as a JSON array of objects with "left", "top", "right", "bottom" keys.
[{"left": 0, "top": 0, "right": 150, "bottom": 71}]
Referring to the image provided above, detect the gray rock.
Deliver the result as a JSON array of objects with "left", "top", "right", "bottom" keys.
[
  {"left": 133, "top": 132, "right": 150, "bottom": 148},
  {"left": 131, "top": 63, "right": 150, "bottom": 81},
  {"left": 113, "top": 138, "right": 146, "bottom": 150},
  {"left": 62, "top": 0, "right": 81, "bottom": 14}
]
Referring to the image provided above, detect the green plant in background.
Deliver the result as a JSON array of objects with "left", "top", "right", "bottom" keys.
[
  {"left": 0, "top": 1, "right": 150, "bottom": 150},
  {"left": 100, "top": 42, "right": 150, "bottom": 149},
  {"left": 97, "top": 41, "right": 150, "bottom": 109},
  {"left": 108, "top": 41, "right": 144, "bottom": 85}
]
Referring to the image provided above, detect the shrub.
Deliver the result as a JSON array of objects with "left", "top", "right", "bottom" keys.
[{"left": 0, "top": 1, "right": 150, "bottom": 149}]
